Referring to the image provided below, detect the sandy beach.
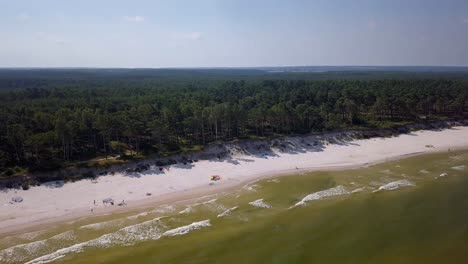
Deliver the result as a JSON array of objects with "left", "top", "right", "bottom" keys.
[{"left": 1, "top": 126, "right": 468, "bottom": 236}]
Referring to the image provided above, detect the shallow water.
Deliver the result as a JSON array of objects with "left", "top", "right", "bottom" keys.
[{"left": 1, "top": 151, "right": 468, "bottom": 264}]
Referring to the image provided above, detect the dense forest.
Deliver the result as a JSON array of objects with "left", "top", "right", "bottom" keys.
[{"left": 0, "top": 71, "right": 467, "bottom": 179}]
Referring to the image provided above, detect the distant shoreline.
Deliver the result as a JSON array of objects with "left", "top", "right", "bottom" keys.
[
  {"left": 2, "top": 119, "right": 467, "bottom": 190},
  {"left": 1, "top": 124, "right": 468, "bottom": 237}
]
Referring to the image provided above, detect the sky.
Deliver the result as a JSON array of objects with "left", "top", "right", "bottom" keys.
[{"left": 1, "top": 0, "right": 468, "bottom": 68}]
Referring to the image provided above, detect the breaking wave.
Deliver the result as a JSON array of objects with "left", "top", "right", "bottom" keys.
[
  {"left": 0, "top": 231, "right": 77, "bottom": 264},
  {"left": 242, "top": 184, "right": 260, "bottom": 192},
  {"left": 374, "top": 180, "right": 415, "bottom": 192},
  {"left": 292, "top": 185, "right": 349, "bottom": 207},
  {"left": 217, "top": 206, "right": 239, "bottom": 218},
  {"left": 178, "top": 206, "right": 194, "bottom": 214},
  {"left": 193, "top": 198, "right": 227, "bottom": 213},
  {"left": 248, "top": 199, "right": 271, "bottom": 208},
  {"left": 24, "top": 217, "right": 166, "bottom": 264},
  {"left": 127, "top": 212, "right": 149, "bottom": 220},
  {"left": 351, "top": 187, "right": 366, "bottom": 194},
  {"left": 79, "top": 219, "right": 125, "bottom": 230},
  {"left": 152, "top": 205, "right": 176, "bottom": 214},
  {"left": 161, "top": 220, "right": 211, "bottom": 237},
  {"left": 451, "top": 165, "right": 466, "bottom": 171}
]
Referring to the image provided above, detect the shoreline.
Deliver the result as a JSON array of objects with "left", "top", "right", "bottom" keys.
[
  {"left": 1, "top": 126, "right": 468, "bottom": 237},
  {"left": 3, "top": 119, "right": 466, "bottom": 189}
]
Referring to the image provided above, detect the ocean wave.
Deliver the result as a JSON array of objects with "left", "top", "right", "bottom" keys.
[
  {"left": 217, "top": 206, "right": 239, "bottom": 218},
  {"left": 351, "top": 187, "right": 366, "bottom": 194},
  {"left": 161, "top": 220, "right": 211, "bottom": 237},
  {"left": 193, "top": 198, "right": 227, "bottom": 213},
  {"left": 0, "top": 231, "right": 76, "bottom": 264},
  {"left": 152, "top": 205, "right": 176, "bottom": 214},
  {"left": 292, "top": 186, "right": 349, "bottom": 207},
  {"left": 0, "top": 240, "right": 47, "bottom": 263},
  {"left": 79, "top": 219, "right": 125, "bottom": 230},
  {"left": 178, "top": 206, "right": 193, "bottom": 214},
  {"left": 435, "top": 172, "right": 448, "bottom": 179},
  {"left": 451, "top": 165, "right": 466, "bottom": 171},
  {"left": 25, "top": 217, "right": 166, "bottom": 264},
  {"left": 242, "top": 184, "right": 260, "bottom": 192},
  {"left": 127, "top": 212, "right": 149, "bottom": 220},
  {"left": 248, "top": 199, "right": 271, "bottom": 208},
  {"left": 202, "top": 198, "right": 218, "bottom": 204},
  {"left": 24, "top": 241, "right": 86, "bottom": 264},
  {"left": 373, "top": 180, "right": 415, "bottom": 192},
  {"left": 15, "top": 230, "right": 48, "bottom": 241},
  {"left": 192, "top": 198, "right": 217, "bottom": 207}
]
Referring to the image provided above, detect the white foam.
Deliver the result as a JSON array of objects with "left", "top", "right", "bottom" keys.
[
  {"left": 419, "top": 169, "right": 430, "bottom": 174},
  {"left": 374, "top": 180, "right": 415, "bottom": 192},
  {"left": 16, "top": 230, "right": 47, "bottom": 241},
  {"left": 242, "top": 184, "right": 260, "bottom": 192},
  {"left": 293, "top": 185, "right": 349, "bottom": 207},
  {"left": 127, "top": 212, "right": 149, "bottom": 220},
  {"left": 191, "top": 198, "right": 217, "bottom": 207},
  {"left": 267, "top": 179, "right": 280, "bottom": 183},
  {"left": 451, "top": 165, "right": 466, "bottom": 171},
  {"left": 24, "top": 241, "right": 86, "bottom": 264},
  {"left": 436, "top": 172, "right": 448, "bottom": 179},
  {"left": 351, "top": 187, "right": 366, "bottom": 194},
  {"left": 217, "top": 206, "right": 239, "bottom": 218},
  {"left": 202, "top": 198, "right": 218, "bottom": 204},
  {"left": 248, "top": 199, "right": 271, "bottom": 208},
  {"left": 0, "top": 231, "right": 76, "bottom": 264},
  {"left": 0, "top": 240, "right": 47, "bottom": 263},
  {"left": 193, "top": 198, "right": 227, "bottom": 213},
  {"left": 49, "top": 231, "right": 77, "bottom": 241},
  {"left": 178, "top": 206, "right": 193, "bottom": 214},
  {"left": 24, "top": 217, "right": 166, "bottom": 264},
  {"left": 161, "top": 220, "right": 211, "bottom": 237},
  {"left": 79, "top": 219, "right": 124, "bottom": 230},
  {"left": 152, "top": 205, "right": 176, "bottom": 214}
]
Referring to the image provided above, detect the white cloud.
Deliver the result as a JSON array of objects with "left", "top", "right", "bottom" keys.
[
  {"left": 171, "top": 32, "right": 202, "bottom": 40},
  {"left": 17, "top": 13, "right": 31, "bottom": 21},
  {"left": 368, "top": 20, "right": 377, "bottom": 31},
  {"left": 124, "top": 16, "right": 145, "bottom": 23}
]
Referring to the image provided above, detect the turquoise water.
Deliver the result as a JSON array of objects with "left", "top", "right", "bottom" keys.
[{"left": 1, "top": 151, "right": 467, "bottom": 264}]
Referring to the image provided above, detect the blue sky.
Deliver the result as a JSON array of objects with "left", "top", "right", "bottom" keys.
[{"left": 1, "top": 0, "right": 467, "bottom": 67}]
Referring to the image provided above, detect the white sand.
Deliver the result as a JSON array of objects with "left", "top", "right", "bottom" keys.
[{"left": 1, "top": 126, "right": 468, "bottom": 235}]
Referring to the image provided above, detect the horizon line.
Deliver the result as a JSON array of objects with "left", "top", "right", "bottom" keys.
[{"left": 1, "top": 65, "right": 468, "bottom": 70}]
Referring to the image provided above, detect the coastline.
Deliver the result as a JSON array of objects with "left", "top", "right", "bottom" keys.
[{"left": 1, "top": 126, "right": 468, "bottom": 237}]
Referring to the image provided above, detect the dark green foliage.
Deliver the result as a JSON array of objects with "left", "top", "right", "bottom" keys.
[{"left": 0, "top": 74, "right": 467, "bottom": 179}]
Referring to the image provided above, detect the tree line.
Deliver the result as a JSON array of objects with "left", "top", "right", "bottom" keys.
[{"left": 0, "top": 78, "right": 466, "bottom": 177}]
